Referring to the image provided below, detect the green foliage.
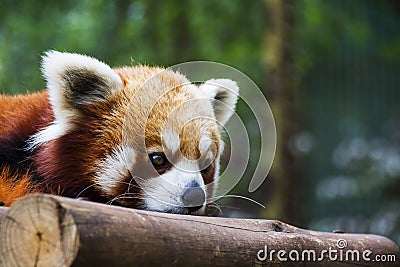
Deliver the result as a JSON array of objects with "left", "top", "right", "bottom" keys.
[
  {"left": 0, "top": 0, "right": 266, "bottom": 94},
  {"left": 292, "top": 0, "right": 400, "bottom": 244}
]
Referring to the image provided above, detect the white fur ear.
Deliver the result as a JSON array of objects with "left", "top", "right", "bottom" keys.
[
  {"left": 27, "top": 51, "right": 123, "bottom": 150},
  {"left": 42, "top": 50, "right": 122, "bottom": 121},
  {"left": 200, "top": 79, "right": 239, "bottom": 125}
]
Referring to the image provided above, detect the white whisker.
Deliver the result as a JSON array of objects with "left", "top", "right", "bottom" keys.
[
  {"left": 208, "top": 194, "right": 265, "bottom": 209},
  {"left": 75, "top": 184, "right": 96, "bottom": 199}
]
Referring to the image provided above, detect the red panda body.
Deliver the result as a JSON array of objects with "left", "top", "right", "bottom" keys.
[
  {"left": 0, "top": 92, "right": 52, "bottom": 205},
  {"left": 0, "top": 52, "right": 239, "bottom": 214}
]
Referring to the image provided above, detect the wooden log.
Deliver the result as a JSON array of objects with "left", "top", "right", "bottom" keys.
[
  {"left": 0, "top": 206, "right": 8, "bottom": 231},
  {"left": 0, "top": 207, "right": 8, "bottom": 220},
  {"left": 0, "top": 194, "right": 399, "bottom": 266}
]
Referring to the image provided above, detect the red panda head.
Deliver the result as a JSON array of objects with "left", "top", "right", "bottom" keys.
[{"left": 31, "top": 51, "right": 239, "bottom": 215}]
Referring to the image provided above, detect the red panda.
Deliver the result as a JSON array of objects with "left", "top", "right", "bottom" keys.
[{"left": 0, "top": 51, "right": 239, "bottom": 214}]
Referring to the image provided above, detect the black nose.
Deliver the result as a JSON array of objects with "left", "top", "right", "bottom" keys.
[{"left": 182, "top": 182, "right": 205, "bottom": 213}]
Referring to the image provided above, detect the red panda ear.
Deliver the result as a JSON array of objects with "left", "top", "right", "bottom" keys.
[
  {"left": 199, "top": 79, "right": 239, "bottom": 125},
  {"left": 41, "top": 50, "right": 122, "bottom": 120}
]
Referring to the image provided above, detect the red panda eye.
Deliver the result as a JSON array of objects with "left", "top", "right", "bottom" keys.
[{"left": 149, "top": 153, "right": 169, "bottom": 170}]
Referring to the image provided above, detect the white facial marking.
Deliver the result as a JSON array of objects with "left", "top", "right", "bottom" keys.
[
  {"left": 161, "top": 130, "right": 180, "bottom": 154},
  {"left": 94, "top": 146, "right": 136, "bottom": 195},
  {"left": 199, "top": 135, "right": 212, "bottom": 157}
]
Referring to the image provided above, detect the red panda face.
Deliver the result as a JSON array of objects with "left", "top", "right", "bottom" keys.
[{"left": 31, "top": 51, "right": 238, "bottom": 215}]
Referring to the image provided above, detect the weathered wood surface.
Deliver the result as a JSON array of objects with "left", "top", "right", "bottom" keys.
[
  {"left": 0, "top": 207, "right": 8, "bottom": 219},
  {"left": 0, "top": 194, "right": 398, "bottom": 266}
]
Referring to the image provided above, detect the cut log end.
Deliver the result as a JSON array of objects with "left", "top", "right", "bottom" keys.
[{"left": 0, "top": 194, "right": 79, "bottom": 267}]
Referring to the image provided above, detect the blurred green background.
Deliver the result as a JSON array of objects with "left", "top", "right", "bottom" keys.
[{"left": 1, "top": 0, "right": 399, "bottom": 245}]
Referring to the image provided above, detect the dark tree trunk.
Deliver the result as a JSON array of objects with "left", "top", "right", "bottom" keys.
[{"left": 262, "top": 0, "right": 304, "bottom": 225}]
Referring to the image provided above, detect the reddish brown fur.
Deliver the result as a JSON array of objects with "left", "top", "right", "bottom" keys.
[
  {"left": 0, "top": 91, "right": 52, "bottom": 138},
  {"left": 32, "top": 97, "right": 124, "bottom": 200},
  {"left": 0, "top": 167, "right": 36, "bottom": 206},
  {"left": 0, "top": 71, "right": 132, "bottom": 205},
  {"left": 0, "top": 64, "right": 222, "bottom": 207},
  {"left": 0, "top": 92, "right": 53, "bottom": 205},
  {"left": 0, "top": 91, "right": 121, "bottom": 205}
]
